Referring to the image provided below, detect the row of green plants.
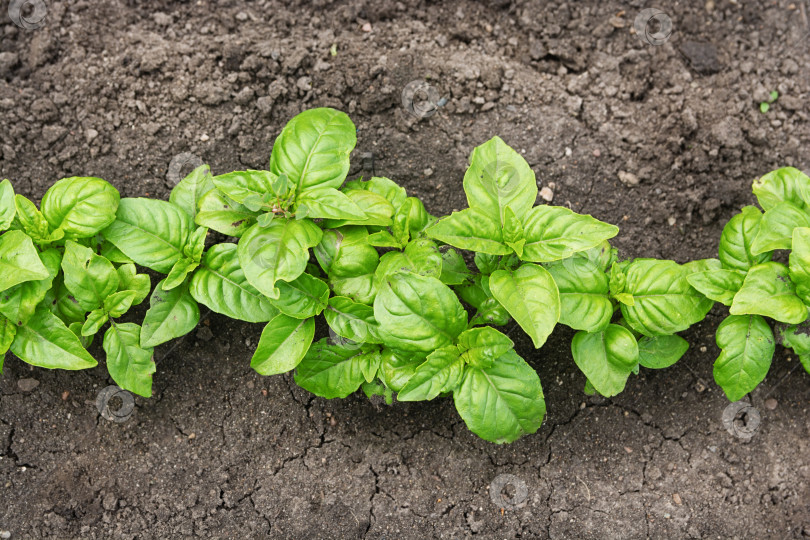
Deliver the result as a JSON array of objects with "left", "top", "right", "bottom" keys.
[{"left": 1, "top": 108, "right": 807, "bottom": 443}]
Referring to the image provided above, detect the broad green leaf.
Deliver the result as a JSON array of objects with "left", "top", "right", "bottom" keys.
[
  {"left": 790, "top": 227, "right": 810, "bottom": 304},
  {"left": 453, "top": 349, "right": 545, "bottom": 444},
  {"left": 730, "top": 262, "right": 807, "bottom": 324},
  {"left": 54, "top": 280, "right": 86, "bottom": 325},
  {"left": 522, "top": 206, "right": 619, "bottom": 263},
  {"left": 190, "top": 243, "right": 278, "bottom": 322},
  {"left": 0, "top": 230, "right": 49, "bottom": 292},
  {"left": 293, "top": 339, "right": 374, "bottom": 398},
  {"left": 295, "top": 187, "right": 367, "bottom": 220},
  {"left": 714, "top": 314, "right": 774, "bottom": 401},
  {"left": 474, "top": 253, "right": 500, "bottom": 275},
  {"left": 374, "top": 272, "right": 467, "bottom": 353},
  {"left": 718, "top": 206, "right": 772, "bottom": 271},
  {"left": 237, "top": 219, "right": 322, "bottom": 300},
  {"left": 397, "top": 346, "right": 464, "bottom": 401},
  {"left": 378, "top": 349, "right": 423, "bottom": 391},
  {"left": 426, "top": 208, "right": 510, "bottom": 255},
  {"left": 752, "top": 167, "right": 810, "bottom": 212},
  {"left": 13, "top": 194, "right": 62, "bottom": 245},
  {"left": 315, "top": 227, "right": 379, "bottom": 304},
  {"left": 344, "top": 176, "right": 407, "bottom": 211},
  {"left": 777, "top": 323, "right": 810, "bottom": 356},
  {"left": 457, "top": 274, "right": 511, "bottom": 327},
  {"left": 502, "top": 206, "right": 525, "bottom": 256},
  {"left": 140, "top": 279, "right": 200, "bottom": 348},
  {"left": 195, "top": 189, "right": 259, "bottom": 237},
  {"left": 686, "top": 269, "right": 746, "bottom": 306},
  {"left": 11, "top": 307, "right": 97, "bottom": 369},
  {"left": 271, "top": 272, "right": 329, "bottom": 319},
  {"left": 116, "top": 264, "right": 151, "bottom": 306},
  {"left": 0, "top": 179, "right": 15, "bottom": 231},
  {"left": 81, "top": 308, "right": 108, "bottom": 336},
  {"left": 373, "top": 238, "right": 442, "bottom": 292},
  {"left": 546, "top": 256, "right": 612, "bottom": 332},
  {"left": 212, "top": 170, "right": 279, "bottom": 207},
  {"left": 162, "top": 258, "right": 199, "bottom": 291},
  {"left": 103, "top": 198, "right": 193, "bottom": 273},
  {"left": 269, "top": 108, "right": 356, "bottom": 194},
  {"left": 40, "top": 177, "right": 120, "bottom": 238},
  {"left": 324, "top": 296, "right": 381, "bottom": 344},
  {"left": 457, "top": 326, "right": 514, "bottom": 368},
  {"left": 750, "top": 201, "right": 810, "bottom": 254},
  {"left": 462, "top": 136, "right": 537, "bottom": 223},
  {"left": 392, "top": 197, "right": 431, "bottom": 244},
  {"left": 683, "top": 258, "right": 722, "bottom": 274},
  {"left": 250, "top": 314, "right": 315, "bottom": 375},
  {"left": 0, "top": 314, "right": 16, "bottom": 356},
  {"left": 61, "top": 240, "right": 119, "bottom": 311},
  {"left": 571, "top": 325, "right": 639, "bottom": 397},
  {"left": 440, "top": 248, "right": 471, "bottom": 286},
  {"left": 104, "top": 322, "right": 156, "bottom": 397},
  {"left": 638, "top": 334, "right": 689, "bottom": 369},
  {"left": 104, "top": 290, "right": 138, "bottom": 318},
  {"left": 68, "top": 321, "right": 93, "bottom": 348},
  {"left": 489, "top": 263, "right": 560, "bottom": 348},
  {"left": 323, "top": 189, "right": 394, "bottom": 228},
  {"left": 101, "top": 241, "right": 133, "bottom": 264},
  {"left": 620, "top": 259, "right": 713, "bottom": 336},
  {"left": 170, "top": 164, "right": 215, "bottom": 218},
  {"left": 0, "top": 248, "right": 59, "bottom": 326}
]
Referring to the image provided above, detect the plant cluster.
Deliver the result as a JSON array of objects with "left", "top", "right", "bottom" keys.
[{"left": 1, "top": 108, "right": 805, "bottom": 443}]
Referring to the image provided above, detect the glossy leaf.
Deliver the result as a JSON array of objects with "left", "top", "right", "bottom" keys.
[
  {"left": 686, "top": 269, "right": 746, "bottom": 307},
  {"left": 638, "top": 334, "right": 689, "bottom": 369},
  {"left": 293, "top": 338, "right": 371, "bottom": 398},
  {"left": 250, "top": 314, "right": 315, "bottom": 375},
  {"left": 457, "top": 326, "right": 514, "bottom": 369},
  {"left": 522, "top": 206, "right": 619, "bottom": 263},
  {"left": 0, "top": 248, "right": 59, "bottom": 326},
  {"left": 714, "top": 314, "right": 774, "bottom": 401},
  {"left": 116, "top": 264, "right": 151, "bottom": 306},
  {"left": 140, "top": 279, "right": 200, "bottom": 348},
  {"left": 426, "top": 208, "right": 510, "bottom": 255},
  {"left": 296, "top": 187, "right": 367, "bottom": 220},
  {"left": 546, "top": 256, "right": 612, "bottom": 332},
  {"left": 789, "top": 227, "right": 810, "bottom": 304},
  {"left": 170, "top": 164, "right": 215, "bottom": 218},
  {"left": 104, "top": 322, "right": 156, "bottom": 397},
  {"left": 397, "top": 346, "right": 464, "bottom": 401},
  {"left": 11, "top": 307, "right": 97, "bottom": 369},
  {"left": 730, "top": 262, "right": 807, "bottom": 324},
  {"left": 0, "top": 230, "right": 49, "bottom": 293},
  {"left": 324, "top": 296, "right": 380, "bottom": 344},
  {"left": 718, "top": 206, "right": 772, "bottom": 271},
  {"left": 61, "top": 240, "right": 119, "bottom": 311},
  {"left": 195, "top": 189, "right": 259, "bottom": 237},
  {"left": 571, "top": 325, "right": 639, "bottom": 397},
  {"left": 40, "top": 177, "right": 120, "bottom": 238},
  {"left": 750, "top": 201, "right": 810, "bottom": 254},
  {"left": 489, "top": 263, "right": 560, "bottom": 348},
  {"left": 752, "top": 167, "right": 810, "bottom": 212},
  {"left": 212, "top": 170, "right": 279, "bottom": 206},
  {"left": 0, "top": 179, "right": 15, "bottom": 231},
  {"left": 271, "top": 272, "right": 329, "bottom": 319},
  {"left": 323, "top": 189, "right": 394, "bottom": 228}
]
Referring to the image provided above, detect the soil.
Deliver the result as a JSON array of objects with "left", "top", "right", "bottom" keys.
[{"left": 1, "top": 0, "right": 810, "bottom": 538}]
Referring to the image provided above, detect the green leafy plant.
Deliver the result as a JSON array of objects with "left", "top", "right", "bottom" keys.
[
  {"left": 759, "top": 90, "right": 779, "bottom": 113},
  {"left": 689, "top": 167, "right": 810, "bottom": 401},
  {"left": 0, "top": 108, "right": 722, "bottom": 443}
]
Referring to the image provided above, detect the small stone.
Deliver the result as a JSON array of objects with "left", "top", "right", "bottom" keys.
[
  {"left": 362, "top": 22, "right": 372, "bottom": 32},
  {"left": 695, "top": 380, "right": 706, "bottom": 392},
  {"left": 0, "top": 531, "right": 10, "bottom": 539},
  {"left": 664, "top": 513, "right": 671, "bottom": 519},
  {"left": 188, "top": 433, "right": 196, "bottom": 439},
  {"left": 539, "top": 186, "right": 554, "bottom": 202},
  {"left": 196, "top": 327, "right": 213, "bottom": 341},
  {"left": 61, "top": 391, "right": 70, "bottom": 401},
  {"left": 618, "top": 171, "right": 640, "bottom": 186},
  {"left": 85, "top": 128, "right": 99, "bottom": 142},
  {"left": 609, "top": 16, "right": 625, "bottom": 28},
  {"left": 624, "top": 446, "right": 633, "bottom": 453},
  {"left": 153, "top": 12, "right": 172, "bottom": 26},
  {"left": 592, "top": 149, "right": 601, "bottom": 157},
  {"left": 700, "top": 346, "right": 707, "bottom": 353},
  {"left": 673, "top": 493, "right": 682, "bottom": 505},
  {"left": 668, "top": 216, "right": 676, "bottom": 226},
  {"left": 17, "top": 379, "right": 39, "bottom": 392},
  {"left": 764, "top": 398, "right": 778, "bottom": 410},
  {"left": 199, "top": 134, "right": 210, "bottom": 142},
  {"left": 423, "top": 168, "right": 433, "bottom": 177},
  {"left": 235, "top": 12, "right": 248, "bottom": 22}
]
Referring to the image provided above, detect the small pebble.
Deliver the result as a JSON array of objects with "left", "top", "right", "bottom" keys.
[
  {"left": 539, "top": 186, "right": 554, "bottom": 202},
  {"left": 362, "top": 22, "right": 372, "bottom": 32},
  {"left": 764, "top": 398, "right": 778, "bottom": 410},
  {"left": 700, "top": 346, "right": 707, "bottom": 353},
  {"left": 695, "top": 381, "right": 706, "bottom": 392},
  {"left": 17, "top": 379, "right": 39, "bottom": 392},
  {"left": 618, "top": 171, "right": 639, "bottom": 186},
  {"left": 235, "top": 12, "right": 248, "bottom": 21},
  {"left": 61, "top": 391, "right": 70, "bottom": 401},
  {"left": 624, "top": 446, "right": 633, "bottom": 454},
  {"left": 0, "top": 530, "right": 10, "bottom": 539},
  {"left": 664, "top": 513, "right": 671, "bottom": 519},
  {"left": 423, "top": 168, "right": 433, "bottom": 177},
  {"left": 673, "top": 493, "right": 682, "bottom": 505},
  {"left": 667, "top": 216, "right": 677, "bottom": 226},
  {"left": 593, "top": 149, "right": 601, "bottom": 157},
  {"left": 200, "top": 134, "right": 210, "bottom": 142}
]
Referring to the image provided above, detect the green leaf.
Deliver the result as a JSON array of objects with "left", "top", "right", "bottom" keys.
[
  {"left": 426, "top": 208, "right": 510, "bottom": 255},
  {"left": 752, "top": 167, "right": 810, "bottom": 212},
  {"left": 474, "top": 253, "right": 500, "bottom": 275},
  {"left": 502, "top": 206, "right": 525, "bottom": 256},
  {"left": 295, "top": 187, "right": 367, "bottom": 220},
  {"left": 61, "top": 240, "right": 119, "bottom": 311},
  {"left": 271, "top": 272, "right": 329, "bottom": 319},
  {"left": 195, "top": 189, "right": 259, "bottom": 237},
  {"left": 101, "top": 241, "right": 133, "bottom": 264},
  {"left": 457, "top": 326, "right": 514, "bottom": 369},
  {"left": 169, "top": 164, "right": 215, "bottom": 218},
  {"left": 714, "top": 314, "right": 774, "bottom": 401},
  {"left": 237, "top": 219, "right": 323, "bottom": 300},
  {"left": 11, "top": 307, "right": 97, "bottom": 369},
  {"left": 397, "top": 346, "right": 464, "bottom": 401},
  {"left": 140, "top": 279, "right": 200, "bottom": 348},
  {"left": 13, "top": 194, "right": 62, "bottom": 245},
  {"left": 571, "top": 325, "right": 639, "bottom": 397},
  {"left": 345, "top": 177, "right": 407, "bottom": 211},
  {"left": 324, "top": 296, "right": 381, "bottom": 344},
  {"left": 750, "top": 201, "right": 810, "bottom": 254},
  {"left": 378, "top": 349, "right": 423, "bottom": 391},
  {"left": 730, "top": 262, "right": 807, "bottom": 324},
  {"left": 439, "top": 248, "right": 471, "bottom": 286},
  {"left": 103, "top": 198, "right": 194, "bottom": 273},
  {"left": 0, "top": 230, "right": 49, "bottom": 292},
  {"left": 250, "top": 314, "right": 315, "bottom": 375},
  {"left": 315, "top": 227, "right": 379, "bottom": 304},
  {"left": 489, "top": 263, "right": 560, "bottom": 348},
  {"left": 718, "top": 206, "right": 772, "bottom": 271},
  {"left": 0, "top": 179, "right": 15, "bottom": 231},
  {"left": 162, "top": 258, "right": 199, "bottom": 291},
  {"left": 256, "top": 212, "right": 275, "bottom": 228},
  {"left": 453, "top": 349, "right": 545, "bottom": 444},
  {"left": 462, "top": 136, "right": 537, "bottom": 223},
  {"left": 116, "top": 264, "right": 151, "bottom": 306},
  {"left": 545, "top": 256, "right": 612, "bottom": 332},
  {"left": 521, "top": 206, "right": 619, "bottom": 263},
  {"left": 323, "top": 189, "right": 394, "bottom": 228},
  {"left": 104, "top": 290, "right": 138, "bottom": 318},
  {"left": 212, "top": 170, "right": 280, "bottom": 207},
  {"left": 686, "top": 269, "right": 746, "bottom": 306},
  {"left": 81, "top": 308, "right": 108, "bottom": 336},
  {"left": 373, "top": 238, "right": 442, "bottom": 292},
  {"left": 638, "top": 334, "right": 689, "bottom": 369},
  {"left": 620, "top": 259, "right": 713, "bottom": 336},
  {"left": 293, "top": 339, "right": 374, "bottom": 398},
  {"left": 104, "top": 322, "right": 156, "bottom": 397},
  {"left": 374, "top": 272, "right": 467, "bottom": 353},
  {"left": 269, "top": 108, "right": 356, "bottom": 194},
  {"left": 790, "top": 227, "right": 810, "bottom": 304},
  {"left": 189, "top": 243, "right": 278, "bottom": 323},
  {"left": 0, "top": 247, "right": 59, "bottom": 326},
  {"left": 0, "top": 314, "right": 17, "bottom": 356},
  {"left": 40, "top": 177, "right": 120, "bottom": 238},
  {"left": 777, "top": 323, "right": 810, "bottom": 356}
]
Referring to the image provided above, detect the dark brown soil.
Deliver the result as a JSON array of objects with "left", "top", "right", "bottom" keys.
[{"left": 2, "top": 0, "right": 809, "bottom": 538}]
